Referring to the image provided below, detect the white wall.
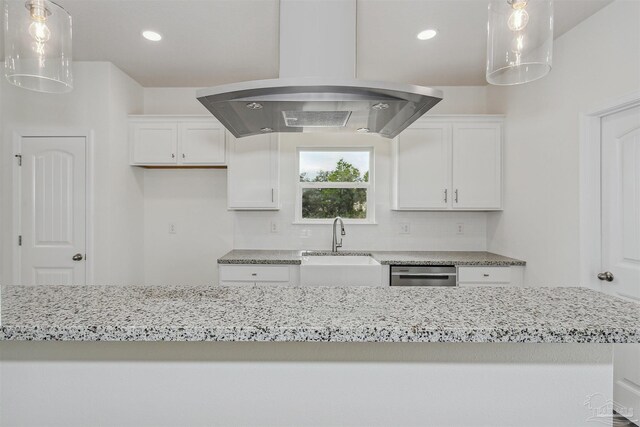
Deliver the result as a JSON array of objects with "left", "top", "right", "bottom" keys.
[
  {"left": 142, "top": 88, "right": 234, "bottom": 285},
  {"left": 143, "top": 169, "right": 233, "bottom": 285},
  {"left": 0, "top": 62, "right": 145, "bottom": 285},
  {"left": 103, "top": 64, "right": 145, "bottom": 284},
  {"left": 234, "top": 131, "right": 488, "bottom": 251},
  {"left": 142, "top": 86, "right": 492, "bottom": 284},
  {"left": 486, "top": 0, "right": 640, "bottom": 286}
]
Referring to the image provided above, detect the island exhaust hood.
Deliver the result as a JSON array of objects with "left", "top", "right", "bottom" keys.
[{"left": 196, "top": 0, "right": 443, "bottom": 139}]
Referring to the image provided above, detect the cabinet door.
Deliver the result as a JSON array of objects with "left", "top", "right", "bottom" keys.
[
  {"left": 178, "top": 121, "right": 226, "bottom": 165},
  {"left": 130, "top": 122, "right": 178, "bottom": 165},
  {"left": 452, "top": 123, "right": 502, "bottom": 210},
  {"left": 227, "top": 133, "right": 279, "bottom": 210},
  {"left": 457, "top": 267, "right": 511, "bottom": 283},
  {"left": 392, "top": 124, "right": 451, "bottom": 210}
]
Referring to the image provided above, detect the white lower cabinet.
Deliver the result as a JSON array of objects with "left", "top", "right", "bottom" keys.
[
  {"left": 218, "top": 264, "right": 523, "bottom": 287},
  {"left": 457, "top": 266, "right": 524, "bottom": 287},
  {"left": 219, "top": 265, "right": 298, "bottom": 286}
]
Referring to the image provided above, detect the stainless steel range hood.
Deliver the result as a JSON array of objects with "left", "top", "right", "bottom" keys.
[{"left": 196, "top": 0, "right": 443, "bottom": 139}]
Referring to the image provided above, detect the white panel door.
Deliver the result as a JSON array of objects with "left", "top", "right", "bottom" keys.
[
  {"left": 227, "top": 133, "right": 279, "bottom": 210},
  {"left": 601, "top": 105, "right": 640, "bottom": 419},
  {"left": 20, "top": 137, "right": 86, "bottom": 285},
  {"left": 602, "top": 105, "right": 640, "bottom": 300},
  {"left": 178, "top": 121, "right": 226, "bottom": 165},
  {"left": 393, "top": 124, "right": 451, "bottom": 210},
  {"left": 130, "top": 122, "right": 178, "bottom": 165},
  {"left": 452, "top": 123, "right": 502, "bottom": 210}
]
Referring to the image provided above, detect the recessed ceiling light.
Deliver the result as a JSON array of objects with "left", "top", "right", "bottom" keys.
[
  {"left": 142, "top": 30, "right": 162, "bottom": 42},
  {"left": 417, "top": 29, "right": 438, "bottom": 41}
]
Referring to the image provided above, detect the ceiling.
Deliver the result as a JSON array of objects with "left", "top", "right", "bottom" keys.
[{"left": 0, "top": 0, "right": 613, "bottom": 87}]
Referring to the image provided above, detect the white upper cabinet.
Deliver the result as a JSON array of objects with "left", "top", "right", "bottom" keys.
[
  {"left": 392, "top": 116, "right": 503, "bottom": 211},
  {"left": 179, "top": 121, "right": 226, "bottom": 165},
  {"left": 452, "top": 122, "right": 502, "bottom": 210},
  {"left": 392, "top": 123, "right": 451, "bottom": 210},
  {"left": 129, "top": 116, "right": 226, "bottom": 166},
  {"left": 130, "top": 121, "right": 178, "bottom": 165},
  {"left": 227, "top": 132, "right": 279, "bottom": 210}
]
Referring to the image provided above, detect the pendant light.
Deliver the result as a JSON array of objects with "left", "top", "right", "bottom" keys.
[
  {"left": 4, "top": 0, "right": 73, "bottom": 93},
  {"left": 486, "top": 0, "right": 553, "bottom": 85}
]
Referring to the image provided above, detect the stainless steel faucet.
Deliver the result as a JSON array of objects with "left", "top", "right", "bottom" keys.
[{"left": 331, "top": 217, "right": 346, "bottom": 252}]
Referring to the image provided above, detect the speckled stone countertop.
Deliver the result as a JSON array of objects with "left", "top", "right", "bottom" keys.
[
  {"left": 218, "top": 250, "right": 526, "bottom": 266},
  {"left": 1, "top": 286, "right": 637, "bottom": 343}
]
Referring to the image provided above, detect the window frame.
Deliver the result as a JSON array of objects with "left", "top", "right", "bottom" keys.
[{"left": 295, "top": 146, "right": 375, "bottom": 225}]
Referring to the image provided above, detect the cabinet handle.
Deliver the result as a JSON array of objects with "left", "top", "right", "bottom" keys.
[
  {"left": 455, "top": 189, "right": 459, "bottom": 203},
  {"left": 251, "top": 273, "right": 257, "bottom": 276},
  {"left": 483, "top": 274, "right": 490, "bottom": 277},
  {"left": 444, "top": 189, "right": 448, "bottom": 203},
  {"left": 171, "top": 153, "right": 175, "bottom": 159},
  {"left": 271, "top": 188, "right": 274, "bottom": 203},
  {"left": 182, "top": 153, "right": 186, "bottom": 159}
]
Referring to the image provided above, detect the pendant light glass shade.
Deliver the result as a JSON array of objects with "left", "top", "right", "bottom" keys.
[
  {"left": 486, "top": 0, "right": 553, "bottom": 85},
  {"left": 4, "top": 0, "right": 73, "bottom": 93}
]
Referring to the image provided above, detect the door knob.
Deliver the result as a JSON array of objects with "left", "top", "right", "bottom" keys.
[
  {"left": 597, "top": 271, "right": 614, "bottom": 282},
  {"left": 72, "top": 253, "right": 83, "bottom": 261}
]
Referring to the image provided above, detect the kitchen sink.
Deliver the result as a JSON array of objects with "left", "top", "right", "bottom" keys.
[{"left": 300, "top": 255, "right": 383, "bottom": 287}]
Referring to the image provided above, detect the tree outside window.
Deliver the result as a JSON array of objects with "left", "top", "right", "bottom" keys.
[{"left": 297, "top": 148, "right": 374, "bottom": 223}]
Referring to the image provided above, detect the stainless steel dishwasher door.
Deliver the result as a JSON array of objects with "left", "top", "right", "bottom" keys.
[{"left": 390, "top": 265, "right": 457, "bottom": 287}]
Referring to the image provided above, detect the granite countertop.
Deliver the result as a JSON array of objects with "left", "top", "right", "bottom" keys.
[
  {"left": 218, "top": 250, "right": 526, "bottom": 266},
  {"left": 1, "top": 286, "right": 638, "bottom": 343}
]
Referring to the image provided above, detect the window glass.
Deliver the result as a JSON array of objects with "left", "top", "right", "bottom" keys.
[
  {"left": 299, "top": 151, "right": 369, "bottom": 182},
  {"left": 297, "top": 149, "right": 372, "bottom": 222},
  {"left": 302, "top": 188, "right": 367, "bottom": 219}
]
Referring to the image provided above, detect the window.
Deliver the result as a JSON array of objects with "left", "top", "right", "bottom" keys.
[{"left": 296, "top": 147, "right": 374, "bottom": 223}]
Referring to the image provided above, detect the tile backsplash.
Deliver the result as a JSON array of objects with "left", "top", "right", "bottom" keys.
[{"left": 233, "top": 202, "right": 487, "bottom": 251}]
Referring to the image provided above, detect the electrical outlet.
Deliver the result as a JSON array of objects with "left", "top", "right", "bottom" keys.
[
  {"left": 399, "top": 223, "right": 411, "bottom": 234},
  {"left": 456, "top": 223, "right": 464, "bottom": 235},
  {"left": 270, "top": 220, "right": 279, "bottom": 233},
  {"left": 168, "top": 223, "right": 177, "bottom": 234}
]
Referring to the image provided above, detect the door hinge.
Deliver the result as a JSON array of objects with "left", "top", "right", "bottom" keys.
[
  {"left": 18, "top": 235, "right": 22, "bottom": 246},
  {"left": 15, "top": 154, "right": 22, "bottom": 166}
]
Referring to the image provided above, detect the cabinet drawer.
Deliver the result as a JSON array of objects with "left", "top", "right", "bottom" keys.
[
  {"left": 219, "top": 265, "right": 290, "bottom": 282},
  {"left": 457, "top": 267, "right": 510, "bottom": 283}
]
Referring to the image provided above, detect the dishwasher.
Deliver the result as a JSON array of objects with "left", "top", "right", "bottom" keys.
[{"left": 390, "top": 265, "right": 457, "bottom": 287}]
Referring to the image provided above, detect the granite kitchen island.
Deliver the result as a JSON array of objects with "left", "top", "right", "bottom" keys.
[
  {"left": 217, "top": 249, "right": 527, "bottom": 266},
  {"left": 1, "top": 285, "right": 638, "bottom": 426}
]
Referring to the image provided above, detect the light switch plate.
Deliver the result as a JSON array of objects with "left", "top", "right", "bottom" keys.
[
  {"left": 399, "top": 223, "right": 411, "bottom": 234},
  {"left": 456, "top": 223, "right": 464, "bottom": 234},
  {"left": 169, "top": 223, "right": 177, "bottom": 234},
  {"left": 300, "top": 229, "right": 311, "bottom": 238}
]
